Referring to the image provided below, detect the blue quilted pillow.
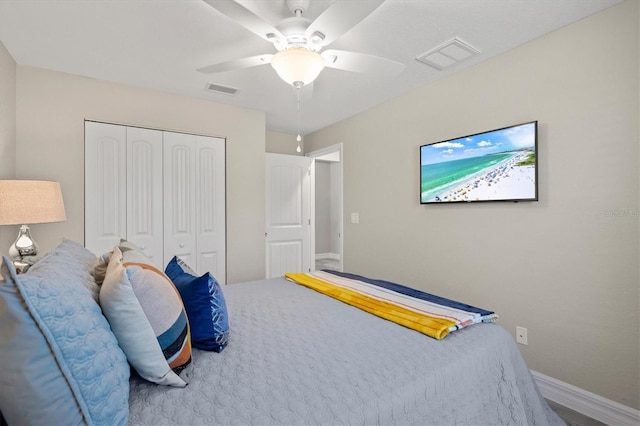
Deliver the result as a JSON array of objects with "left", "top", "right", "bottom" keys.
[
  {"left": 0, "top": 240, "right": 130, "bottom": 426},
  {"left": 165, "top": 256, "right": 229, "bottom": 352}
]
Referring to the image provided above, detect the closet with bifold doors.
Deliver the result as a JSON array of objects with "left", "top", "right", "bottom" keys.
[{"left": 84, "top": 121, "right": 226, "bottom": 283}]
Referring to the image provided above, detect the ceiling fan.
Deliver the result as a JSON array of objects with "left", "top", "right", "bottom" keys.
[{"left": 197, "top": 0, "right": 405, "bottom": 88}]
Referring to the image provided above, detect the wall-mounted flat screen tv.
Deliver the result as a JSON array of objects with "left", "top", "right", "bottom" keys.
[{"left": 420, "top": 121, "right": 538, "bottom": 204}]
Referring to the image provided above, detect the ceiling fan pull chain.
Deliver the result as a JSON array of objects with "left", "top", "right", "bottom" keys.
[{"left": 296, "top": 84, "right": 302, "bottom": 152}]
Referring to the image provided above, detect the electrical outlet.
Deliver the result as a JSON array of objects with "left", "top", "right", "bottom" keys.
[{"left": 516, "top": 326, "right": 528, "bottom": 345}]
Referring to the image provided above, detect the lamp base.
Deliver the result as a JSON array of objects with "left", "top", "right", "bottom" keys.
[
  {"left": 8, "top": 225, "right": 39, "bottom": 274},
  {"left": 11, "top": 256, "right": 40, "bottom": 274},
  {"left": 12, "top": 258, "right": 30, "bottom": 274},
  {"left": 8, "top": 225, "right": 39, "bottom": 258}
]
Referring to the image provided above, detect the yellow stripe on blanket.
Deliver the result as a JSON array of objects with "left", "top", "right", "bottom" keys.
[{"left": 285, "top": 272, "right": 457, "bottom": 340}]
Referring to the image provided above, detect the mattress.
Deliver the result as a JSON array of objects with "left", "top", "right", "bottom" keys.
[{"left": 128, "top": 276, "right": 564, "bottom": 425}]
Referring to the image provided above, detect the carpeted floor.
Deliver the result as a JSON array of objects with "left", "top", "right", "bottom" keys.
[{"left": 547, "top": 399, "right": 607, "bottom": 425}]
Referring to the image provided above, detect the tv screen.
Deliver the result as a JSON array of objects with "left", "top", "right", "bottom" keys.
[{"left": 420, "top": 121, "right": 538, "bottom": 204}]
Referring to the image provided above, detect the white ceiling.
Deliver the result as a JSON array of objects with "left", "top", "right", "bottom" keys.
[{"left": 0, "top": 0, "right": 622, "bottom": 136}]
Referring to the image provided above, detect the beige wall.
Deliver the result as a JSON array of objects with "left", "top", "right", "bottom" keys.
[
  {"left": 0, "top": 41, "right": 17, "bottom": 250},
  {"left": 0, "top": 41, "right": 15, "bottom": 179},
  {"left": 14, "top": 66, "right": 266, "bottom": 284},
  {"left": 266, "top": 129, "right": 303, "bottom": 155},
  {"left": 306, "top": 0, "right": 639, "bottom": 410}
]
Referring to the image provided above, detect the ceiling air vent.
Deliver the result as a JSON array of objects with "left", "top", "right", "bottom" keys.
[
  {"left": 416, "top": 37, "right": 480, "bottom": 71},
  {"left": 205, "top": 83, "right": 239, "bottom": 96}
]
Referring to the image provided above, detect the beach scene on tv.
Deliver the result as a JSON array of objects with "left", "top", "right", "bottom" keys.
[{"left": 420, "top": 122, "right": 537, "bottom": 203}]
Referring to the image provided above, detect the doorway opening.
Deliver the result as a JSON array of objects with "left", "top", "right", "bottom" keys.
[{"left": 307, "top": 143, "right": 343, "bottom": 272}]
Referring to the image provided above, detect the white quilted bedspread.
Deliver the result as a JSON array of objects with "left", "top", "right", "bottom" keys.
[{"left": 128, "top": 277, "right": 563, "bottom": 425}]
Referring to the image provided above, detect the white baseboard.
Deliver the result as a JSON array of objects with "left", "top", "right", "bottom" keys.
[
  {"left": 315, "top": 252, "right": 340, "bottom": 261},
  {"left": 532, "top": 370, "right": 640, "bottom": 426}
]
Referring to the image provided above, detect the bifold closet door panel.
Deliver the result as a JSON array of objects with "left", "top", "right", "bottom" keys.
[
  {"left": 163, "top": 132, "right": 198, "bottom": 270},
  {"left": 84, "top": 121, "right": 127, "bottom": 256},
  {"left": 194, "top": 136, "right": 226, "bottom": 282},
  {"left": 126, "top": 127, "right": 163, "bottom": 266}
]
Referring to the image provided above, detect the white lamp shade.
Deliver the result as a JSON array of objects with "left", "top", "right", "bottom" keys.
[
  {"left": 0, "top": 180, "right": 66, "bottom": 225},
  {"left": 270, "top": 47, "right": 325, "bottom": 86}
]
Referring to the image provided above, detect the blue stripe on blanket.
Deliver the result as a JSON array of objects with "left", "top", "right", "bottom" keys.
[{"left": 323, "top": 270, "right": 494, "bottom": 317}]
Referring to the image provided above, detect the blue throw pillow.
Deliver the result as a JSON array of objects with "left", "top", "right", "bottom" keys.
[{"left": 165, "top": 256, "right": 229, "bottom": 352}]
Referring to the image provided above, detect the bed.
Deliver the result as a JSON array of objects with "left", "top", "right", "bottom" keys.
[
  {"left": 128, "top": 274, "right": 562, "bottom": 425},
  {"left": 0, "top": 240, "right": 564, "bottom": 425}
]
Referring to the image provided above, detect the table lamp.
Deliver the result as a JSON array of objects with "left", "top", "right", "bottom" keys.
[{"left": 0, "top": 180, "right": 66, "bottom": 272}]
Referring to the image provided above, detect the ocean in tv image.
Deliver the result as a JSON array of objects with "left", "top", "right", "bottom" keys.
[{"left": 420, "top": 122, "right": 537, "bottom": 203}]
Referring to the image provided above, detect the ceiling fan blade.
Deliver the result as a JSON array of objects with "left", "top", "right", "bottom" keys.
[
  {"left": 202, "top": 0, "right": 285, "bottom": 43},
  {"left": 197, "top": 54, "right": 273, "bottom": 74},
  {"left": 306, "top": 0, "right": 385, "bottom": 47},
  {"left": 322, "top": 50, "right": 404, "bottom": 76}
]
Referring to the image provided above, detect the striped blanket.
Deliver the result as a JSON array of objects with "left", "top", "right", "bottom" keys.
[{"left": 284, "top": 270, "right": 498, "bottom": 340}]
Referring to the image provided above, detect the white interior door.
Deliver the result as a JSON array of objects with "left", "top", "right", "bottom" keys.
[{"left": 265, "top": 153, "right": 313, "bottom": 278}]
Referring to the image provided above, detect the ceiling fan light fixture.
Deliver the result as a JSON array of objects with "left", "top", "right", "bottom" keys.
[
  {"left": 270, "top": 47, "right": 325, "bottom": 86},
  {"left": 310, "top": 31, "right": 325, "bottom": 43}
]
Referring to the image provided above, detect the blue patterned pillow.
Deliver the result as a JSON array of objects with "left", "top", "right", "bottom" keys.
[
  {"left": 165, "top": 256, "right": 230, "bottom": 352},
  {"left": 0, "top": 240, "right": 130, "bottom": 426}
]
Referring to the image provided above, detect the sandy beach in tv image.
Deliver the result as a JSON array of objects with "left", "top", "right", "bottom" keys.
[{"left": 420, "top": 122, "right": 536, "bottom": 203}]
